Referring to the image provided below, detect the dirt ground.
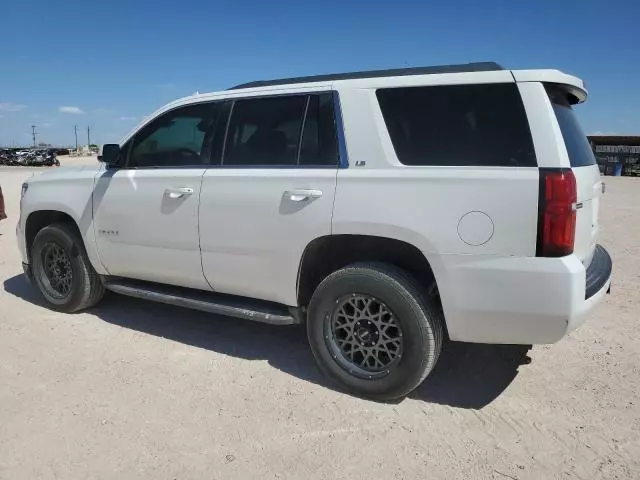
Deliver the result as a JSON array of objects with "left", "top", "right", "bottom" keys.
[{"left": 1, "top": 158, "right": 638, "bottom": 479}]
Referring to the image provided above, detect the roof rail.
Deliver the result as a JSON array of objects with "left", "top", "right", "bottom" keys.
[{"left": 229, "top": 62, "right": 503, "bottom": 90}]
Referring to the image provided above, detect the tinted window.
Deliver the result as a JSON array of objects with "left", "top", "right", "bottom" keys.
[
  {"left": 209, "top": 101, "right": 232, "bottom": 166},
  {"left": 299, "top": 94, "right": 339, "bottom": 166},
  {"left": 223, "top": 96, "right": 306, "bottom": 166},
  {"left": 376, "top": 84, "right": 536, "bottom": 167},
  {"left": 129, "top": 103, "right": 220, "bottom": 167},
  {"left": 547, "top": 86, "right": 596, "bottom": 167}
]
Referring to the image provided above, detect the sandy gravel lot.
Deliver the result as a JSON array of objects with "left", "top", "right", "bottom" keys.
[{"left": 1, "top": 158, "right": 638, "bottom": 479}]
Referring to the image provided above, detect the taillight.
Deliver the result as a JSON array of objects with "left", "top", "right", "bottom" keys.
[{"left": 537, "top": 169, "right": 577, "bottom": 257}]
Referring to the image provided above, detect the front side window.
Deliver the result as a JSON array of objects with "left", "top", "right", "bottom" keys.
[
  {"left": 376, "top": 83, "right": 537, "bottom": 167},
  {"left": 129, "top": 103, "right": 220, "bottom": 167}
]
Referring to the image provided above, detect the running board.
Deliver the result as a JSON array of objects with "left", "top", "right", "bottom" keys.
[{"left": 104, "top": 279, "right": 299, "bottom": 325}]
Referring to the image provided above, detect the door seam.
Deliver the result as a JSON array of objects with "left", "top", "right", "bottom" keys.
[{"left": 198, "top": 168, "right": 215, "bottom": 291}]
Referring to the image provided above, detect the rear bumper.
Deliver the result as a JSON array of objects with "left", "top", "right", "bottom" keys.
[
  {"left": 585, "top": 245, "right": 612, "bottom": 300},
  {"left": 563, "top": 245, "right": 612, "bottom": 336},
  {"left": 432, "top": 245, "right": 612, "bottom": 344}
]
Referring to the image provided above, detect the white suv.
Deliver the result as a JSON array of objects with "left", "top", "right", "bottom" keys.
[{"left": 17, "top": 62, "right": 612, "bottom": 399}]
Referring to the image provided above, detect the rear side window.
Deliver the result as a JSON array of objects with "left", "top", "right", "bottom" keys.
[
  {"left": 223, "top": 96, "right": 306, "bottom": 166},
  {"left": 299, "top": 94, "right": 339, "bottom": 166},
  {"left": 376, "top": 83, "right": 536, "bottom": 167},
  {"left": 222, "top": 93, "right": 338, "bottom": 167},
  {"left": 546, "top": 86, "right": 596, "bottom": 168}
]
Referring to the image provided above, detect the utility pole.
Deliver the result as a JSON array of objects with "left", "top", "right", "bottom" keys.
[
  {"left": 87, "top": 125, "right": 91, "bottom": 150},
  {"left": 74, "top": 125, "right": 78, "bottom": 151},
  {"left": 31, "top": 125, "right": 38, "bottom": 147}
]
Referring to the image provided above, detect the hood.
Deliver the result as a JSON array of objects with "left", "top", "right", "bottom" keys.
[{"left": 27, "top": 163, "right": 103, "bottom": 183}]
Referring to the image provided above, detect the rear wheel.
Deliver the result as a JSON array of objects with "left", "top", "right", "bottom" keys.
[
  {"left": 31, "top": 223, "right": 105, "bottom": 312},
  {"left": 307, "top": 262, "right": 443, "bottom": 400}
]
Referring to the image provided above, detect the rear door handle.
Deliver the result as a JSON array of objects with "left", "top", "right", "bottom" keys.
[
  {"left": 165, "top": 187, "right": 194, "bottom": 199},
  {"left": 284, "top": 189, "right": 323, "bottom": 202}
]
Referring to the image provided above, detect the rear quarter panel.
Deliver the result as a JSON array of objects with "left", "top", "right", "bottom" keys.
[
  {"left": 333, "top": 86, "right": 539, "bottom": 256},
  {"left": 333, "top": 85, "right": 540, "bottom": 339}
]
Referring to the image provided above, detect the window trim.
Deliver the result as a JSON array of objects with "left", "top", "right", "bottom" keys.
[
  {"left": 116, "top": 91, "right": 345, "bottom": 170},
  {"left": 332, "top": 91, "right": 349, "bottom": 169}
]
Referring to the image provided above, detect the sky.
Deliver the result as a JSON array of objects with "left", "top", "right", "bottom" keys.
[{"left": 0, "top": 0, "right": 638, "bottom": 147}]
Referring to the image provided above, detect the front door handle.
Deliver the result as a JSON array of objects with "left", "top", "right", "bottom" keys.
[
  {"left": 165, "top": 187, "right": 194, "bottom": 199},
  {"left": 284, "top": 189, "right": 323, "bottom": 202}
]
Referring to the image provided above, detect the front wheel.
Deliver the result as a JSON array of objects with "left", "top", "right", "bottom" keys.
[
  {"left": 307, "top": 263, "right": 443, "bottom": 400},
  {"left": 31, "top": 223, "right": 105, "bottom": 312}
]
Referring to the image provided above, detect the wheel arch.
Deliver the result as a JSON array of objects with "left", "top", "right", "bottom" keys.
[
  {"left": 24, "top": 209, "right": 106, "bottom": 275},
  {"left": 297, "top": 234, "right": 443, "bottom": 314},
  {"left": 26, "top": 210, "right": 80, "bottom": 261}
]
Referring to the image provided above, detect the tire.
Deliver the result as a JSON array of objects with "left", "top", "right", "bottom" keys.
[
  {"left": 31, "top": 223, "right": 105, "bottom": 312},
  {"left": 307, "top": 262, "right": 443, "bottom": 401}
]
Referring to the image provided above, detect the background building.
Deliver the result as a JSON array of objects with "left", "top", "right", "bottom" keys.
[{"left": 588, "top": 136, "right": 640, "bottom": 176}]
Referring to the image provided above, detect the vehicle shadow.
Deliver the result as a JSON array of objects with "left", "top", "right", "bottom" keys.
[
  {"left": 3, "top": 273, "right": 531, "bottom": 409},
  {"left": 411, "top": 341, "right": 531, "bottom": 408}
]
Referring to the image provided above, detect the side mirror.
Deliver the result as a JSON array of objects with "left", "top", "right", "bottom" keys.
[{"left": 98, "top": 144, "right": 121, "bottom": 166}]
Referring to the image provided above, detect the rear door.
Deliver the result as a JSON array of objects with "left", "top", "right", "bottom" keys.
[
  {"left": 547, "top": 86, "right": 602, "bottom": 266},
  {"left": 199, "top": 92, "right": 339, "bottom": 306}
]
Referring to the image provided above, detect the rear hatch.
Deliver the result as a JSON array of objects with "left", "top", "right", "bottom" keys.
[{"left": 547, "top": 85, "right": 602, "bottom": 267}]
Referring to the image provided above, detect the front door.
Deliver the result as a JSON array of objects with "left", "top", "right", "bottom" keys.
[
  {"left": 93, "top": 101, "right": 222, "bottom": 290},
  {"left": 93, "top": 168, "right": 208, "bottom": 289},
  {"left": 199, "top": 92, "right": 340, "bottom": 305}
]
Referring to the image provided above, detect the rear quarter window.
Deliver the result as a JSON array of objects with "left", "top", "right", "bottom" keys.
[
  {"left": 546, "top": 86, "right": 596, "bottom": 168},
  {"left": 376, "top": 83, "right": 537, "bottom": 167}
]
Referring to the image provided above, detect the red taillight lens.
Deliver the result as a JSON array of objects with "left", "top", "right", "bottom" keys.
[{"left": 537, "top": 169, "right": 577, "bottom": 257}]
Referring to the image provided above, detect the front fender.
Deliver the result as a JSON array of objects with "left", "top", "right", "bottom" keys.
[{"left": 20, "top": 165, "right": 107, "bottom": 275}]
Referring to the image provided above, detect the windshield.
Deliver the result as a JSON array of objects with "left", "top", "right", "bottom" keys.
[{"left": 547, "top": 86, "right": 596, "bottom": 167}]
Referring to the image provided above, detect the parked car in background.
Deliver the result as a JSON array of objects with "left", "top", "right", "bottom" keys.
[
  {"left": 16, "top": 62, "right": 613, "bottom": 399},
  {"left": 626, "top": 163, "right": 640, "bottom": 176},
  {"left": 0, "top": 148, "right": 60, "bottom": 167}
]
